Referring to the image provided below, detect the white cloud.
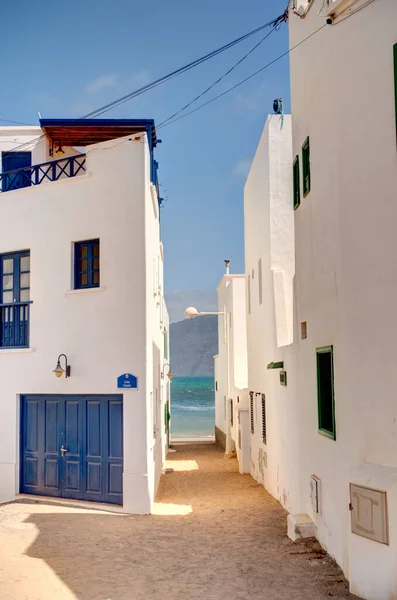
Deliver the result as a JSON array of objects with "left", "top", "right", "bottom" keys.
[
  {"left": 128, "top": 71, "right": 151, "bottom": 88},
  {"left": 232, "top": 157, "right": 252, "bottom": 179},
  {"left": 86, "top": 74, "right": 118, "bottom": 94}
]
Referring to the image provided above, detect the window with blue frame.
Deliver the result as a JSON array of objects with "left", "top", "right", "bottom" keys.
[
  {"left": 74, "top": 239, "right": 100, "bottom": 289},
  {"left": 0, "top": 250, "right": 31, "bottom": 348}
]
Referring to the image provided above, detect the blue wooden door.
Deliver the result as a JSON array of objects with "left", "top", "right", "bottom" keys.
[
  {"left": 2, "top": 152, "right": 32, "bottom": 191},
  {"left": 21, "top": 395, "right": 123, "bottom": 505}
]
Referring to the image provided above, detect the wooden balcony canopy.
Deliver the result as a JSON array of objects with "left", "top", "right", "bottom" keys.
[{"left": 39, "top": 118, "right": 158, "bottom": 148}]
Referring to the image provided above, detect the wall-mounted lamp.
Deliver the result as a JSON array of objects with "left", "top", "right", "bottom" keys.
[
  {"left": 55, "top": 142, "right": 65, "bottom": 156},
  {"left": 161, "top": 363, "right": 173, "bottom": 381},
  {"left": 53, "top": 354, "right": 71, "bottom": 378}
]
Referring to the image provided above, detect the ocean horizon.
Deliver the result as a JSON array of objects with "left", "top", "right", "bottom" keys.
[{"left": 170, "top": 376, "right": 215, "bottom": 439}]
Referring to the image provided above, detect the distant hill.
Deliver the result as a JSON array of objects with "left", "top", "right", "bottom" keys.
[{"left": 170, "top": 316, "right": 218, "bottom": 377}]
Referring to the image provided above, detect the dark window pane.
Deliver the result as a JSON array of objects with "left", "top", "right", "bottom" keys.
[
  {"left": 93, "top": 271, "right": 100, "bottom": 285},
  {"left": 20, "top": 256, "right": 30, "bottom": 272},
  {"left": 80, "top": 273, "right": 88, "bottom": 286},
  {"left": 2, "top": 259, "right": 13, "bottom": 274},
  {"left": 80, "top": 259, "right": 88, "bottom": 272},
  {"left": 3, "top": 275, "right": 13, "bottom": 290},
  {"left": 317, "top": 348, "right": 335, "bottom": 438},
  {"left": 93, "top": 257, "right": 99, "bottom": 270},
  {"left": 20, "top": 273, "right": 30, "bottom": 288},
  {"left": 78, "top": 245, "right": 88, "bottom": 259},
  {"left": 93, "top": 243, "right": 100, "bottom": 256}
]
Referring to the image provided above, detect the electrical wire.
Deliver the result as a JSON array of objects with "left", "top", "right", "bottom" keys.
[
  {"left": 0, "top": 118, "right": 35, "bottom": 126},
  {"left": 83, "top": 11, "right": 287, "bottom": 119},
  {"left": 159, "top": 23, "right": 327, "bottom": 130},
  {"left": 0, "top": 10, "right": 289, "bottom": 152},
  {"left": 158, "top": 26, "right": 277, "bottom": 128}
]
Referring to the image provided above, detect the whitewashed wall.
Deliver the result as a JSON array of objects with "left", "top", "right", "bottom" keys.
[
  {"left": 244, "top": 115, "right": 302, "bottom": 511},
  {"left": 0, "top": 130, "right": 167, "bottom": 514},
  {"left": 215, "top": 274, "right": 248, "bottom": 453},
  {"left": 289, "top": 1, "right": 397, "bottom": 597}
]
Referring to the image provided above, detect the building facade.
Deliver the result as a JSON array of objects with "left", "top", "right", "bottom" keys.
[
  {"left": 0, "top": 119, "right": 170, "bottom": 514},
  {"left": 289, "top": 1, "right": 397, "bottom": 598},
  {"left": 240, "top": 1, "right": 397, "bottom": 596},
  {"left": 214, "top": 265, "right": 248, "bottom": 467},
  {"left": 243, "top": 115, "right": 299, "bottom": 508}
]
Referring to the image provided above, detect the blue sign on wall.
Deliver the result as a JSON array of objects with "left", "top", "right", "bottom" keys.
[{"left": 117, "top": 373, "right": 138, "bottom": 390}]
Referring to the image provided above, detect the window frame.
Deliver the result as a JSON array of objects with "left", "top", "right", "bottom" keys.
[
  {"left": 316, "top": 345, "right": 336, "bottom": 440},
  {"left": 394, "top": 44, "right": 397, "bottom": 138},
  {"left": 249, "top": 391, "right": 254, "bottom": 434},
  {"left": 0, "top": 250, "right": 31, "bottom": 349},
  {"left": 302, "top": 137, "right": 311, "bottom": 197},
  {"left": 293, "top": 155, "right": 300, "bottom": 210},
  {"left": 261, "top": 393, "right": 267, "bottom": 445},
  {"left": 74, "top": 239, "right": 100, "bottom": 290}
]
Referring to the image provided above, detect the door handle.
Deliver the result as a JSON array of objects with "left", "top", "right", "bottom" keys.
[{"left": 60, "top": 444, "right": 68, "bottom": 457}]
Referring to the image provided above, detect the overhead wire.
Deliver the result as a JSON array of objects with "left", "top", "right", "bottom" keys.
[
  {"left": 159, "top": 22, "right": 328, "bottom": 130},
  {"left": 0, "top": 118, "right": 35, "bottom": 126},
  {"left": 82, "top": 11, "right": 288, "bottom": 119},
  {"left": 158, "top": 26, "right": 278, "bottom": 128},
  {"left": 0, "top": 10, "right": 288, "bottom": 154}
]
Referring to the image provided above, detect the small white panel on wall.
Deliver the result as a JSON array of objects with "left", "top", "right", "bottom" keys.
[
  {"left": 310, "top": 475, "right": 321, "bottom": 514},
  {"left": 350, "top": 484, "right": 389, "bottom": 545}
]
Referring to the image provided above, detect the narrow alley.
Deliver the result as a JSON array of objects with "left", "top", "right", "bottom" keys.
[{"left": 0, "top": 443, "right": 357, "bottom": 600}]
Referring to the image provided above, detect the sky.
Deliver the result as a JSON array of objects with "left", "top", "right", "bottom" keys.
[{"left": 1, "top": 0, "right": 290, "bottom": 295}]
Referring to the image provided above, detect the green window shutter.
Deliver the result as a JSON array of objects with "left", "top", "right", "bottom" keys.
[
  {"left": 293, "top": 155, "right": 300, "bottom": 209},
  {"left": 394, "top": 44, "right": 397, "bottom": 137},
  {"left": 302, "top": 137, "right": 311, "bottom": 197},
  {"left": 316, "top": 346, "right": 336, "bottom": 440}
]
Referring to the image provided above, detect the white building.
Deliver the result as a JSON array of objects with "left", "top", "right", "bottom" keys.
[
  {"left": 0, "top": 118, "right": 170, "bottom": 514},
  {"left": 243, "top": 115, "right": 300, "bottom": 508},
  {"left": 287, "top": 1, "right": 397, "bottom": 597},
  {"left": 239, "top": 1, "right": 397, "bottom": 598},
  {"left": 213, "top": 262, "right": 249, "bottom": 467}
]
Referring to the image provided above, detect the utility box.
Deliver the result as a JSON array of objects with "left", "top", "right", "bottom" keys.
[{"left": 350, "top": 484, "right": 388, "bottom": 545}]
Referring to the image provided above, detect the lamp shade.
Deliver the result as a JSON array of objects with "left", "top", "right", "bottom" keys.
[{"left": 53, "top": 361, "right": 64, "bottom": 378}]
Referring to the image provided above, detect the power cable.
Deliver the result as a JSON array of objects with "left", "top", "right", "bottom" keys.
[
  {"left": 159, "top": 23, "right": 327, "bottom": 129},
  {"left": 83, "top": 11, "right": 288, "bottom": 119},
  {"left": 158, "top": 26, "right": 277, "bottom": 128},
  {"left": 0, "top": 118, "right": 35, "bottom": 126}
]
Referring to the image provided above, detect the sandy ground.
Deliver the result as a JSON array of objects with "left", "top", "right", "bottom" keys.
[{"left": 0, "top": 443, "right": 359, "bottom": 600}]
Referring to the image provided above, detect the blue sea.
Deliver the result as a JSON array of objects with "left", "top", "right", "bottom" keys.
[{"left": 170, "top": 376, "right": 215, "bottom": 439}]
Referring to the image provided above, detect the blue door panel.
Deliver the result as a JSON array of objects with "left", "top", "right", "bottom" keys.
[
  {"left": 109, "top": 463, "right": 123, "bottom": 496},
  {"left": 21, "top": 395, "right": 123, "bottom": 505},
  {"left": 87, "top": 462, "right": 101, "bottom": 494},
  {"left": 25, "top": 400, "right": 38, "bottom": 452},
  {"left": 24, "top": 457, "right": 38, "bottom": 487},
  {"left": 44, "top": 458, "right": 59, "bottom": 489}
]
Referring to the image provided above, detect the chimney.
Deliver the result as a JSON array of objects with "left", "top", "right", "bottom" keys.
[{"left": 224, "top": 259, "right": 230, "bottom": 275}]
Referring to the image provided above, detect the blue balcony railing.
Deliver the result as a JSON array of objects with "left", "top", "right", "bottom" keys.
[
  {"left": 0, "top": 302, "right": 31, "bottom": 348},
  {"left": 0, "top": 154, "right": 86, "bottom": 193}
]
